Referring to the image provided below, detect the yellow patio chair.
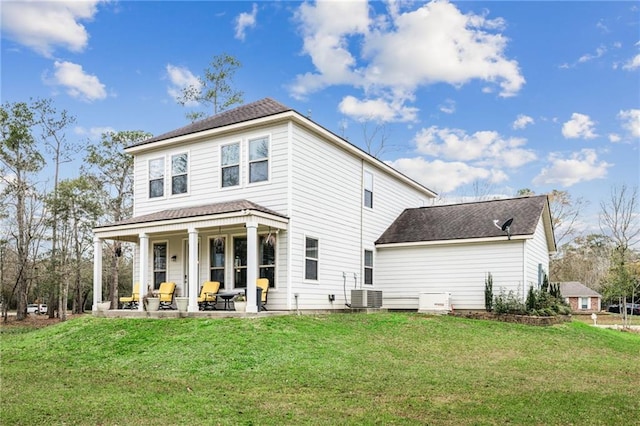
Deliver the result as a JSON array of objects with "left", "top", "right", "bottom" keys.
[
  {"left": 197, "top": 281, "right": 221, "bottom": 311},
  {"left": 256, "top": 278, "right": 269, "bottom": 311},
  {"left": 158, "top": 282, "right": 176, "bottom": 310},
  {"left": 119, "top": 282, "right": 140, "bottom": 309}
]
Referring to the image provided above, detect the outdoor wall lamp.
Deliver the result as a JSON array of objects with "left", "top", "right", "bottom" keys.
[{"left": 171, "top": 255, "right": 177, "bottom": 262}]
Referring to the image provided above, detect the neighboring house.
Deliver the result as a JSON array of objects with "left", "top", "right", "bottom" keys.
[
  {"left": 375, "top": 196, "right": 556, "bottom": 310},
  {"left": 559, "top": 282, "right": 602, "bottom": 312},
  {"left": 92, "top": 98, "right": 556, "bottom": 313}
]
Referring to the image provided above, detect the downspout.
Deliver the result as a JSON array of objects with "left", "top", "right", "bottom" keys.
[
  {"left": 522, "top": 239, "right": 527, "bottom": 301},
  {"left": 360, "top": 159, "right": 364, "bottom": 289}
]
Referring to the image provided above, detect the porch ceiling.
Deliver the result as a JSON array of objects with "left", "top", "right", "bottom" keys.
[{"left": 93, "top": 199, "right": 288, "bottom": 241}]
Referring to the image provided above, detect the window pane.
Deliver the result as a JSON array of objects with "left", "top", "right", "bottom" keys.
[
  {"left": 305, "top": 238, "right": 318, "bottom": 259},
  {"left": 249, "top": 138, "right": 269, "bottom": 161},
  {"left": 259, "top": 267, "right": 275, "bottom": 288},
  {"left": 172, "top": 175, "right": 187, "bottom": 194},
  {"left": 305, "top": 259, "right": 318, "bottom": 280},
  {"left": 172, "top": 153, "right": 188, "bottom": 174},
  {"left": 210, "top": 269, "right": 225, "bottom": 284},
  {"left": 210, "top": 238, "right": 225, "bottom": 267},
  {"left": 364, "top": 268, "right": 373, "bottom": 285},
  {"left": 364, "top": 190, "right": 373, "bottom": 208},
  {"left": 364, "top": 171, "right": 373, "bottom": 190},
  {"left": 222, "top": 165, "right": 239, "bottom": 187},
  {"left": 222, "top": 143, "right": 239, "bottom": 166},
  {"left": 153, "top": 244, "right": 166, "bottom": 270},
  {"left": 149, "top": 179, "right": 164, "bottom": 198},
  {"left": 364, "top": 250, "right": 373, "bottom": 267},
  {"left": 260, "top": 237, "right": 276, "bottom": 265},
  {"left": 154, "top": 272, "right": 166, "bottom": 290},
  {"left": 149, "top": 158, "right": 164, "bottom": 179},
  {"left": 249, "top": 160, "right": 268, "bottom": 183}
]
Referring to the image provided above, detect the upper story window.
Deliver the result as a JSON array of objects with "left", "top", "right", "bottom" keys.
[
  {"left": 221, "top": 143, "right": 240, "bottom": 188},
  {"left": 364, "top": 171, "right": 373, "bottom": 208},
  {"left": 171, "top": 153, "right": 188, "bottom": 195},
  {"left": 249, "top": 137, "right": 269, "bottom": 183},
  {"left": 149, "top": 158, "right": 164, "bottom": 198},
  {"left": 305, "top": 237, "right": 318, "bottom": 281}
]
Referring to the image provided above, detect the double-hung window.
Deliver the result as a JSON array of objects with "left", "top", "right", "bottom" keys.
[
  {"left": 171, "top": 153, "right": 188, "bottom": 195},
  {"left": 364, "top": 250, "right": 373, "bottom": 285},
  {"left": 221, "top": 143, "right": 240, "bottom": 188},
  {"left": 153, "top": 242, "right": 167, "bottom": 290},
  {"left": 305, "top": 237, "right": 318, "bottom": 281},
  {"left": 364, "top": 171, "right": 373, "bottom": 208},
  {"left": 259, "top": 235, "right": 276, "bottom": 287},
  {"left": 249, "top": 137, "right": 269, "bottom": 183},
  {"left": 149, "top": 158, "right": 164, "bottom": 198}
]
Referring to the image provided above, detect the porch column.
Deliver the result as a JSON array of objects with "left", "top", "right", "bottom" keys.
[
  {"left": 246, "top": 221, "right": 258, "bottom": 313},
  {"left": 138, "top": 233, "right": 149, "bottom": 311},
  {"left": 92, "top": 237, "right": 102, "bottom": 311},
  {"left": 188, "top": 227, "right": 199, "bottom": 312}
]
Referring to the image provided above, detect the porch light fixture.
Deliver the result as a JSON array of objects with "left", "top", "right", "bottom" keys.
[{"left": 171, "top": 255, "right": 177, "bottom": 262}]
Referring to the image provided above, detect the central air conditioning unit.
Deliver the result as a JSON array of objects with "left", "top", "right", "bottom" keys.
[
  {"left": 351, "top": 289, "right": 383, "bottom": 308},
  {"left": 418, "top": 292, "right": 451, "bottom": 314}
]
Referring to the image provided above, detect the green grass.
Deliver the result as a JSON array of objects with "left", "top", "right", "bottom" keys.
[{"left": 1, "top": 313, "right": 639, "bottom": 425}]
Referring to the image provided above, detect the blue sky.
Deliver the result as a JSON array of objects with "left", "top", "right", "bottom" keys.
[{"left": 1, "top": 0, "right": 638, "bottom": 235}]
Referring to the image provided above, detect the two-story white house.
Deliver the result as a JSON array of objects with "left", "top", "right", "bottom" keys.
[{"left": 92, "top": 98, "right": 555, "bottom": 313}]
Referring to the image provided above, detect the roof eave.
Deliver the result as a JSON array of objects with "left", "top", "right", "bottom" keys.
[{"left": 376, "top": 234, "right": 532, "bottom": 248}]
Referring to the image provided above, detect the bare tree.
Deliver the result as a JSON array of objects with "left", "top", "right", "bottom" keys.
[
  {"left": 33, "top": 98, "right": 77, "bottom": 318},
  {"left": 361, "top": 121, "right": 390, "bottom": 159},
  {"left": 599, "top": 184, "right": 640, "bottom": 326}
]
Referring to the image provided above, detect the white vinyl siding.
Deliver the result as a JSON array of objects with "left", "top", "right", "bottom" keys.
[{"left": 376, "top": 241, "right": 526, "bottom": 310}]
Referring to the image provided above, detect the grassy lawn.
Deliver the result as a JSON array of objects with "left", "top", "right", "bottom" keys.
[{"left": 1, "top": 313, "right": 638, "bottom": 425}]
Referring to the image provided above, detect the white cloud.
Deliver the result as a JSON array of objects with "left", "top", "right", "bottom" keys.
[
  {"left": 413, "top": 126, "right": 537, "bottom": 168},
  {"left": 388, "top": 157, "right": 507, "bottom": 193},
  {"left": 0, "top": 0, "right": 103, "bottom": 57},
  {"left": 439, "top": 99, "right": 456, "bottom": 114},
  {"left": 578, "top": 45, "right": 606, "bottom": 63},
  {"left": 291, "top": 0, "right": 524, "bottom": 122},
  {"left": 533, "top": 149, "right": 611, "bottom": 187},
  {"left": 562, "top": 113, "right": 597, "bottom": 139},
  {"left": 618, "top": 109, "right": 640, "bottom": 138},
  {"left": 512, "top": 114, "right": 534, "bottom": 130},
  {"left": 235, "top": 3, "right": 258, "bottom": 41},
  {"left": 608, "top": 133, "right": 621, "bottom": 143},
  {"left": 48, "top": 61, "right": 106, "bottom": 102},
  {"left": 338, "top": 95, "right": 418, "bottom": 122},
  {"left": 622, "top": 54, "right": 640, "bottom": 70},
  {"left": 74, "top": 126, "right": 116, "bottom": 140},
  {"left": 166, "top": 64, "right": 201, "bottom": 106}
]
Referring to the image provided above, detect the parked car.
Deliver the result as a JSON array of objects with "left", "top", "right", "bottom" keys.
[
  {"left": 607, "top": 303, "right": 640, "bottom": 315},
  {"left": 26, "top": 304, "right": 47, "bottom": 314}
]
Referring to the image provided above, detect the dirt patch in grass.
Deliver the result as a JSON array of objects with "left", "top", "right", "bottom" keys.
[{"left": 0, "top": 313, "right": 86, "bottom": 331}]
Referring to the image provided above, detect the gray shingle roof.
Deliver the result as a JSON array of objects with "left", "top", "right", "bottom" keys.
[
  {"left": 558, "top": 282, "right": 601, "bottom": 297},
  {"left": 376, "top": 195, "right": 550, "bottom": 244},
  {"left": 95, "top": 199, "right": 286, "bottom": 228},
  {"left": 128, "top": 98, "right": 292, "bottom": 148}
]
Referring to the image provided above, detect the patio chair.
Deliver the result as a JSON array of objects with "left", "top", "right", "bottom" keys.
[
  {"left": 158, "top": 282, "right": 176, "bottom": 309},
  {"left": 119, "top": 282, "right": 140, "bottom": 309},
  {"left": 198, "top": 281, "right": 221, "bottom": 310},
  {"left": 256, "top": 278, "right": 269, "bottom": 311}
]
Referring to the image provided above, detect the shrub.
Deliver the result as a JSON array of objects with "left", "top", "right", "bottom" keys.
[
  {"left": 485, "top": 273, "right": 494, "bottom": 312},
  {"left": 493, "top": 290, "right": 526, "bottom": 315}
]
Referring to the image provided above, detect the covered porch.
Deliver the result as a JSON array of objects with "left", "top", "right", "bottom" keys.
[{"left": 92, "top": 200, "right": 289, "bottom": 314}]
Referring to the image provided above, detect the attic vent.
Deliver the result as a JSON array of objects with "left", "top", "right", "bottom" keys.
[{"left": 351, "top": 290, "right": 383, "bottom": 308}]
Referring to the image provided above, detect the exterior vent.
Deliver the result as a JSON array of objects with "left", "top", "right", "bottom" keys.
[
  {"left": 351, "top": 290, "right": 383, "bottom": 308},
  {"left": 418, "top": 292, "right": 451, "bottom": 314}
]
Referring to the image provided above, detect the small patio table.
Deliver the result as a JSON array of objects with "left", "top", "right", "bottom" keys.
[{"left": 217, "top": 292, "right": 236, "bottom": 310}]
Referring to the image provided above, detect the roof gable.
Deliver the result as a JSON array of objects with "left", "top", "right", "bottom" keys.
[{"left": 376, "top": 195, "right": 551, "bottom": 245}]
